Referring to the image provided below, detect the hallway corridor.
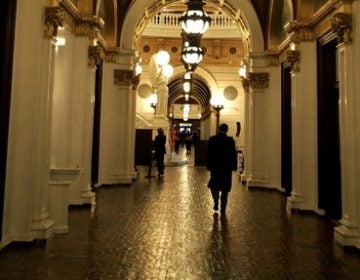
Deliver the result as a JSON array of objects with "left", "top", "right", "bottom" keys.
[{"left": 0, "top": 164, "right": 359, "bottom": 279}]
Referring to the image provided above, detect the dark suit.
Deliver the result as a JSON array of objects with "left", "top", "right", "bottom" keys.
[
  {"left": 206, "top": 132, "right": 237, "bottom": 212},
  {"left": 153, "top": 134, "right": 166, "bottom": 175}
]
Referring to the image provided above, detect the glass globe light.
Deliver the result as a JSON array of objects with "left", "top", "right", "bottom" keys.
[
  {"left": 180, "top": 1, "right": 211, "bottom": 35},
  {"left": 156, "top": 50, "right": 170, "bottom": 66},
  {"left": 182, "top": 46, "right": 203, "bottom": 65},
  {"left": 162, "top": 64, "right": 174, "bottom": 78}
]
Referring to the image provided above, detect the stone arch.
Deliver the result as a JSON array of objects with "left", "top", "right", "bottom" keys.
[
  {"left": 168, "top": 65, "right": 218, "bottom": 111},
  {"left": 120, "top": 0, "right": 264, "bottom": 54}
]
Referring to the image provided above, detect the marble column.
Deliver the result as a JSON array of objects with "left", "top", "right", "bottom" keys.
[
  {"left": 332, "top": 12, "right": 360, "bottom": 248},
  {"left": 245, "top": 71, "right": 270, "bottom": 188},
  {"left": 30, "top": 6, "right": 64, "bottom": 239},
  {"left": 285, "top": 22, "right": 318, "bottom": 212}
]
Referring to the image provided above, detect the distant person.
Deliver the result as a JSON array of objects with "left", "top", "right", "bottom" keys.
[
  {"left": 192, "top": 130, "right": 200, "bottom": 144},
  {"left": 206, "top": 123, "right": 238, "bottom": 213},
  {"left": 185, "top": 132, "right": 192, "bottom": 154},
  {"left": 153, "top": 128, "right": 166, "bottom": 177}
]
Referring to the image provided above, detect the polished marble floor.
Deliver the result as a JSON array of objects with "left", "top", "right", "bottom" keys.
[{"left": 0, "top": 152, "right": 360, "bottom": 279}]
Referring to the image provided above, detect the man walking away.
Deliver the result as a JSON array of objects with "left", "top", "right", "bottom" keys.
[{"left": 206, "top": 123, "right": 238, "bottom": 213}]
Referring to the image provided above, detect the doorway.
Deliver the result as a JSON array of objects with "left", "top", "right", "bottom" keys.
[
  {"left": 281, "top": 62, "right": 292, "bottom": 196},
  {"left": 0, "top": 0, "right": 17, "bottom": 241},
  {"left": 91, "top": 62, "right": 103, "bottom": 187},
  {"left": 317, "top": 38, "right": 341, "bottom": 219}
]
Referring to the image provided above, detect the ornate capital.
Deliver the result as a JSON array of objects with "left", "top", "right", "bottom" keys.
[
  {"left": 75, "top": 16, "right": 102, "bottom": 39},
  {"left": 44, "top": 7, "right": 65, "bottom": 38},
  {"left": 241, "top": 77, "right": 250, "bottom": 93},
  {"left": 88, "top": 46, "right": 105, "bottom": 67},
  {"left": 114, "top": 70, "right": 134, "bottom": 87},
  {"left": 248, "top": 72, "right": 269, "bottom": 90},
  {"left": 285, "top": 21, "right": 313, "bottom": 42},
  {"left": 331, "top": 13, "right": 352, "bottom": 44},
  {"left": 286, "top": 50, "right": 300, "bottom": 72}
]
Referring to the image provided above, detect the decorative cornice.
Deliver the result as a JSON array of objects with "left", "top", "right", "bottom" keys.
[
  {"left": 266, "top": 52, "right": 279, "bottom": 67},
  {"left": 75, "top": 16, "right": 102, "bottom": 39},
  {"left": 88, "top": 46, "right": 105, "bottom": 68},
  {"left": 248, "top": 72, "right": 269, "bottom": 90},
  {"left": 105, "top": 48, "right": 120, "bottom": 63},
  {"left": 286, "top": 50, "right": 300, "bottom": 72},
  {"left": 285, "top": 21, "right": 314, "bottom": 42},
  {"left": 44, "top": 7, "right": 65, "bottom": 38},
  {"left": 114, "top": 70, "right": 134, "bottom": 87},
  {"left": 331, "top": 13, "right": 352, "bottom": 44}
]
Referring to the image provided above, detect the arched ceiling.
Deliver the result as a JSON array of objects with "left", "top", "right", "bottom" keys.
[
  {"left": 92, "top": 1, "right": 332, "bottom": 49},
  {"left": 91, "top": 0, "right": 330, "bottom": 111},
  {"left": 168, "top": 73, "right": 211, "bottom": 110},
  {"left": 96, "top": 0, "right": 300, "bottom": 49}
]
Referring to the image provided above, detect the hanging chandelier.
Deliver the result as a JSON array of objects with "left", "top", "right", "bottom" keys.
[
  {"left": 181, "top": 38, "right": 203, "bottom": 71},
  {"left": 179, "top": 0, "right": 211, "bottom": 35}
]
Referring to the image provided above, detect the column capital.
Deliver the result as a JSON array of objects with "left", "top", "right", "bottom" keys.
[
  {"left": 331, "top": 13, "right": 352, "bottom": 44},
  {"left": 114, "top": 69, "right": 134, "bottom": 87},
  {"left": 88, "top": 46, "right": 105, "bottom": 68},
  {"left": 241, "top": 77, "right": 250, "bottom": 94},
  {"left": 44, "top": 6, "right": 65, "bottom": 38},
  {"left": 248, "top": 72, "right": 269, "bottom": 90},
  {"left": 285, "top": 21, "right": 313, "bottom": 42},
  {"left": 286, "top": 50, "right": 300, "bottom": 72}
]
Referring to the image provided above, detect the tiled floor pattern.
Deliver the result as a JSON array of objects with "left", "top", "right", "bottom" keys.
[{"left": 0, "top": 162, "right": 360, "bottom": 279}]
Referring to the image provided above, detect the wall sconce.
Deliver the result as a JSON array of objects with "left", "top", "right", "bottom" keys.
[{"left": 210, "top": 96, "right": 224, "bottom": 132}]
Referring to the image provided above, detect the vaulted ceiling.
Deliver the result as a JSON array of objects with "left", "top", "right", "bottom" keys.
[
  {"left": 92, "top": 0, "right": 330, "bottom": 111},
  {"left": 112, "top": 0, "right": 283, "bottom": 48},
  {"left": 97, "top": 0, "right": 330, "bottom": 49}
]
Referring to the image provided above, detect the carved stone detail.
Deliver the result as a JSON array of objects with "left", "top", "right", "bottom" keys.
[
  {"left": 285, "top": 21, "right": 313, "bottom": 42},
  {"left": 286, "top": 50, "right": 300, "bottom": 72},
  {"left": 44, "top": 7, "right": 65, "bottom": 38},
  {"left": 88, "top": 46, "right": 105, "bottom": 67},
  {"left": 241, "top": 77, "right": 250, "bottom": 93},
  {"left": 266, "top": 53, "right": 279, "bottom": 67},
  {"left": 331, "top": 13, "right": 352, "bottom": 44},
  {"left": 75, "top": 16, "right": 102, "bottom": 39},
  {"left": 105, "top": 49, "right": 120, "bottom": 64},
  {"left": 114, "top": 70, "right": 134, "bottom": 87},
  {"left": 248, "top": 72, "right": 269, "bottom": 90}
]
